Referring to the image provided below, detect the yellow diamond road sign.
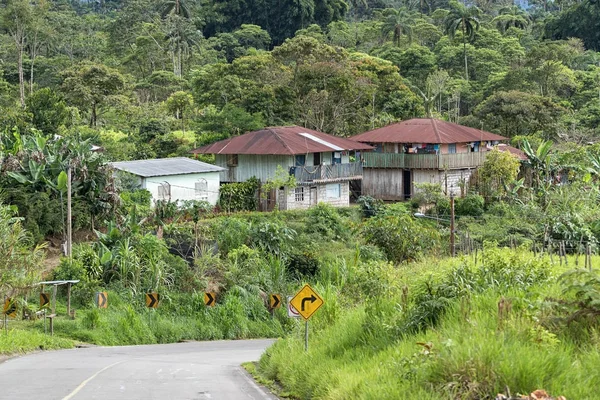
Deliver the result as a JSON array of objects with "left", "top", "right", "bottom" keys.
[{"left": 290, "top": 284, "right": 324, "bottom": 320}]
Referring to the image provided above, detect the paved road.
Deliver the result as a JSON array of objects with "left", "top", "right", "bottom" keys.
[{"left": 0, "top": 339, "right": 277, "bottom": 400}]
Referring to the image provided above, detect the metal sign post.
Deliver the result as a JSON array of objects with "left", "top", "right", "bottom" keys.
[
  {"left": 304, "top": 320, "right": 309, "bottom": 352},
  {"left": 290, "top": 284, "right": 324, "bottom": 352}
]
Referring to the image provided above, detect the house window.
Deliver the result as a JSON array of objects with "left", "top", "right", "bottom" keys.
[
  {"left": 332, "top": 152, "right": 342, "bottom": 165},
  {"left": 313, "top": 152, "right": 321, "bottom": 165},
  {"left": 158, "top": 182, "right": 171, "bottom": 201},
  {"left": 295, "top": 155, "right": 306, "bottom": 166},
  {"left": 471, "top": 142, "right": 480, "bottom": 153},
  {"left": 227, "top": 154, "right": 238, "bottom": 166},
  {"left": 295, "top": 187, "right": 304, "bottom": 202},
  {"left": 326, "top": 183, "right": 341, "bottom": 198},
  {"left": 448, "top": 144, "right": 456, "bottom": 154},
  {"left": 195, "top": 179, "right": 208, "bottom": 201}
]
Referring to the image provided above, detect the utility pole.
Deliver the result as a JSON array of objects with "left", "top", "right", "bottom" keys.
[
  {"left": 66, "top": 165, "right": 72, "bottom": 257},
  {"left": 450, "top": 192, "right": 455, "bottom": 257}
]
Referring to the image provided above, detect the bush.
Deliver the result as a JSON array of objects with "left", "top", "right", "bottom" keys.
[
  {"left": 455, "top": 193, "right": 485, "bottom": 217},
  {"left": 218, "top": 178, "right": 260, "bottom": 212},
  {"left": 357, "top": 195, "right": 384, "bottom": 218},
  {"left": 305, "top": 203, "right": 347, "bottom": 240},
  {"left": 361, "top": 214, "right": 440, "bottom": 263}
]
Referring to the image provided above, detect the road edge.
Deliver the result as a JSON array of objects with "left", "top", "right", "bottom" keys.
[{"left": 242, "top": 361, "right": 294, "bottom": 399}]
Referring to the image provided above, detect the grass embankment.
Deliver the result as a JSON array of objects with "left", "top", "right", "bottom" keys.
[
  {"left": 3, "top": 288, "right": 291, "bottom": 353},
  {"left": 255, "top": 249, "right": 600, "bottom": 399}
]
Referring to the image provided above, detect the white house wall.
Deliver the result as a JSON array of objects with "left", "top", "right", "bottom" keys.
[
  {"left": 281, "top": 181, "right": 350, "bottom": 210},
  {"left": 143, "top": 171, "right": 221, "bottom": 206}
]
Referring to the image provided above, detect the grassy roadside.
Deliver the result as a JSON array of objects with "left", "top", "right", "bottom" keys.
[
  {"left": 254, "top": 250, "right": 600, "bottom": 399},
  {"left": 1, "top": 288, "right": 291, "bottom": 354},
  {"left": 0, "top": 329, "right": 74, "bottom": 356}
]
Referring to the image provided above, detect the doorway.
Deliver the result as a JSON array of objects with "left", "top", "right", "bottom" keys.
[{"left": 403, "top": 170, "right": 412, "bottom": 200}]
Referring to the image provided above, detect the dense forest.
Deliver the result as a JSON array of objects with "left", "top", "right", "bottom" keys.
[{"left": 0, "top": 0, "right": 599, "bottom": 154}]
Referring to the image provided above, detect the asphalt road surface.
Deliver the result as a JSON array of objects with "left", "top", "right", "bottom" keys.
[{"left": 0, "top": 339, "right": 277, "bottom": 400}]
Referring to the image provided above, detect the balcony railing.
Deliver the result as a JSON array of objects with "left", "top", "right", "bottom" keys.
[
  {"left": 362, "top": 152, "right": 488, "bottom": 170},
  {"left": 292, "top": 162, "right": 363, "bottom": 182}
]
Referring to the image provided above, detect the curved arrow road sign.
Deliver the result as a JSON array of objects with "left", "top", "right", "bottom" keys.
[{"left": 290, "top": 284, "right": 324, "bottom": 320}]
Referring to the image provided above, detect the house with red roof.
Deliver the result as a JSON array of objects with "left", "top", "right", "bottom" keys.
[
  {"left": 350, "top": 118, "right": 518, "bottom": 200},
  {"left": 191, "top": 126, "right": 373, "bottom": 210}
]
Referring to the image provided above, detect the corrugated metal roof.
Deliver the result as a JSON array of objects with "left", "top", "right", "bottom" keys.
[
  {"left": 497, "top": 144, "right": 527, "bottom": 160},
  {"left": 350, "top": 119, "right": 507, "bottom": 144},
  {"left": 191, "top": 126, "right": 373, "bottom": 155},
  {"left": 111, "top": 157, "right": 226, "bottom": 178}
]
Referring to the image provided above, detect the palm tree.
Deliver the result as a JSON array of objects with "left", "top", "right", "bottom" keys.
[
  {"left": 492, "top": 6, "right": 530, "bottom": 33},
  {"left": 444, "top": 0, "right": 480, "bottom": 81},
  {"left": 381, "top": 8, "right": 416, "bottom": 47},
  {"left": 159, "top": 0, "right": 193, "bottom": 77}
]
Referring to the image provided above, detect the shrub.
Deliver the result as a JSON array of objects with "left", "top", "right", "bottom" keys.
[
  {"left": 249, "top": 220, "right": 296, "bottom": 256},
  {"left": 361, "top": 214, "right": 440, "bottom": 263},
  {"left": 455, "top": 193, "right": 485, "bottom": 217},
  {"left": 305, "top": 203, "right": 347, "bottom": 240},
  {"left": 357, "top": 195, "right": 384, "bottom": 218},
  {"left": 218, "top": 178, "right": 260, "bottom": 212},
  {"left": 287, "top": 250, "right": 320, "bottom": 279}
]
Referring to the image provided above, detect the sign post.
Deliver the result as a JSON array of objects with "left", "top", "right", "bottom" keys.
[
  {"left": 3, "top": 298, "right": 17, "bottom": 334},
  {"left": 290, "top": 284, "right": 324, "bottom": 352}
]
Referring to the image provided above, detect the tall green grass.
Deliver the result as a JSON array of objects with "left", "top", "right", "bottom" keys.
[{"left": 256, "top": 250, "right": 600, "bottom": 399}]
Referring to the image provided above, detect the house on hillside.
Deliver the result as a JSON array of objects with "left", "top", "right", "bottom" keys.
[
  {"left": 191, "top": 126, "right": 373, "bottom": 210},
  {"left": 111, "top": 157, "right": 225, "bottom": 206},
  {"left": 350, "top": 118, "right": 515, "bottom": 200}
]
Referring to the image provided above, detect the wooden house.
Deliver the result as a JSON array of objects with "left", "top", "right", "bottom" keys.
[
  {"left": 350, "top": 118, "right": 512, "bottom": 200},
  {"left": 191, "top": 126, "right": 373, "bottom": 210}
]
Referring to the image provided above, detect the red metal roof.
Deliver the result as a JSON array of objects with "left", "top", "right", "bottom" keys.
[
  {"left": 497, "top": 144, "right": 527, "bottom": 160},
  {"left": 350, "top": 118, "right": 507, "bottom": 144},
  {"left": 191, "top": 126, "right": 373, "bottom": 155}
]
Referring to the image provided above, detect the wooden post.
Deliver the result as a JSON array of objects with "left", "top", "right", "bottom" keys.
[
  {"left": 450, "top": 193, "right": 455, "bottom": 257},
  {"left": 51, "top": 285, "right": 57, "bottom": 315},
  {"left": 67, "top": 165, "right": 72, "bottom": 257},
  {"left": 67, "top": 283, "right": 72, "bottom": 317}
]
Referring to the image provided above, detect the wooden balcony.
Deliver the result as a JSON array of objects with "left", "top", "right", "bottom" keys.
[
  {"left": 292, "top": 162, "right": 363, "bottom": 182},
  {"left": 362, "top": 152, "right": 488, "bottom": 170}
]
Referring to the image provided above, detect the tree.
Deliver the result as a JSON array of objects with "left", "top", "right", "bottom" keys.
[
  {"left": 1, "top": 0, "right": 32, "bottom": 107},
  {"left": 474, "top": 91, "right": 565, "bottom": 138},
  {"left": 26, "top": 88, "right": 70, "bottom": 136},
  {"left": 522, "top": 138, "right": 553, "bottom": 192},
  {"left": 444, "top": 0, "right": 481, "bottom": 81},
  {"left": 61, "top": 62, "right": 126, "bottom": 127},
  {"left": 478, "top": 148, "right": 521, "bottom": 199},
  {"left": 165, "top": 91, "right": 194, "bottom": 133},
  {"left": 0, "top": 202, "right": 46, "bottom": 295},
  {"left": 492, "top": 6, "right": 530, "bottom": 34},
  {"left": 380, "top": 8, "right": 416, "bottom": 47}
]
